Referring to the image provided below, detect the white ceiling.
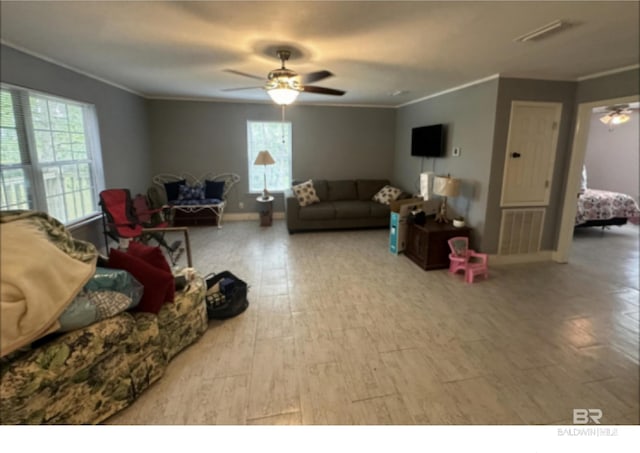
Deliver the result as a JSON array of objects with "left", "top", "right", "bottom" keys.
[{"left": 1, "top": 1, "right": 639, "bottom": 107}]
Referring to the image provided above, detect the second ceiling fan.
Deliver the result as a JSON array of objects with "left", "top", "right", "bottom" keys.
[{"left": 223, "top": 49, "right": 346, "bottom": 105}]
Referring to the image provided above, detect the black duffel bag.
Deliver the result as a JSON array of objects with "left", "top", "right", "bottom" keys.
[{"left": 204, "top": 271, "right": 249, "bottom": 320}]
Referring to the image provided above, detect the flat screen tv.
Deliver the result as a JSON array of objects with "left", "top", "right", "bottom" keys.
[{"left": 411, "top": 124, "right": 446, "bottom": 157}]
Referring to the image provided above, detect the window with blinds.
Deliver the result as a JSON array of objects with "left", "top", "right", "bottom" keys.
[
  {"left": 0, "top": 84, "right": 104, "bottom": 225},
  {"left": 247, "top": 121, "right": 292, "bottom": 193}
]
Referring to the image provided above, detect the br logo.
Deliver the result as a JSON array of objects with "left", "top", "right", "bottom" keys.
[{"left": 573, "top": 409, "right": 603, "bottom": 424}]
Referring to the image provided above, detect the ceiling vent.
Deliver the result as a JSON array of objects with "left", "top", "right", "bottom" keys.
[{"left": 513, "top": 20, "right": 568, "bottom": 43}]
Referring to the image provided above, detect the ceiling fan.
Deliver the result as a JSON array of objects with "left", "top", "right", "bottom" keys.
[
  {"left": 223, "top": 49, "right": 346, "bottom": 105},
  {"left": 599, "top": 104, "right": 634, "bottom": 126}
]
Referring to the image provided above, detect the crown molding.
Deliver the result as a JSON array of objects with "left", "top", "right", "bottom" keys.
[
  {"left": 397, "top": 74, "right": 500, "bottom": 108},
  {"left": 577, "top": 64, "right": 640, "bottom": 82}
]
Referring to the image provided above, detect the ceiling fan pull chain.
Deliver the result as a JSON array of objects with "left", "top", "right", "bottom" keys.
[{"left": 281, "top": 105, "right": 286, "bottom": 143}]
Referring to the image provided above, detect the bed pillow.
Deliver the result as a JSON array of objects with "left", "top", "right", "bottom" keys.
[
  {"left": 126, "top": 241, "right": 174, "bottom": 302},
  {"left": 108, "top": 249, "right": 173, "bottom": 314},
  {"left": 164, "top": 179, "right": 186, "bottom": 203},
  {"left": 205, "top": 180, "right": 225, "bottom": 200},
  {"left": 292, "top": 180, "right": 320, "bottom": 207},
  {"left": 372, "top": 185, "right": 403, "bottom": 205},
  {"left": 579, "top": 165, "right": 588, "bottom": 194}
]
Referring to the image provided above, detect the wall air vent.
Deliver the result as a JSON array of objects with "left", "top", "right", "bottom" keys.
[
  {"left": 513, "top": 20, "right": 568, "bottom": 43},
  {"left": 498, "top": 208, "right": 545, "bottom": 255}
]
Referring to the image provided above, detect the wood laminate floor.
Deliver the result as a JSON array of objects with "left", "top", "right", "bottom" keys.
[{"left": 107, "top": 221, "right": 639, "bottom": 425}]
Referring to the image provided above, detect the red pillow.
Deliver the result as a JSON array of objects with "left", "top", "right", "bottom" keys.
[
  {"left": 127, "top": 241, "right": 174, "bottom": 302},
  {"left": 108, "top": 248, "right": 173, "bottom": 314}
]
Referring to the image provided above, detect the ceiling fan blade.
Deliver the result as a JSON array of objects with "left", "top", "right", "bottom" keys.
[
  {"left": 221, "top": 86, "right": 263, "bottom": 92},
  {"left": 223, "top": 69, "right": 264, "bottom": 81},
  {"left": 302, "top": 85, "right": 346, "bottom": 96},
  {"left": 301, "top": 70, "right": 334, "bottom": 84}
]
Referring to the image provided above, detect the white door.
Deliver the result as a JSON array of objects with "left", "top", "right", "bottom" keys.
[{"left": 500, "top": 101, "right": 562, "bottom": 206}]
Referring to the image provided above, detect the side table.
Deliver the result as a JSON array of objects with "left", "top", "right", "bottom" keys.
[{"left": 257, "top": 195, "right": 274, "bottom": 227}]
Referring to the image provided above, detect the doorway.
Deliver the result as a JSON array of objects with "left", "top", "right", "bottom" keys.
[{"left": 555, "top": 94, "right": 640, "bottom": 263}]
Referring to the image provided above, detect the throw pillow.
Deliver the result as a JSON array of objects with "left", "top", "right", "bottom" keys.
[
  {"left": 164, "top": 179, "right": 186, "bottom": 203},
  {"left": 57, "top": 268, "right": 143, "bottom": 332},
  {"left": 127, "top": 241, "right": 174, "bottom": 302},
  {"left": 372, "top": 185, "right": 403, "bottom": 205},
  {"left": 178, "top": 183, "right": 205, "bottom": 201},
  {"left": 108, "top": 249, "right": 173, "bottom": 314},
  {"left": 205, "top": 180, "right": 225, "bottom": 200},
  {"left": 292, "top": 180, "right": 320, "bottom": 207}
]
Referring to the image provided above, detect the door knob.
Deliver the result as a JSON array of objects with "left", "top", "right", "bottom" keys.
[{"left": 511, "top": 152, "right": 521, "bottom": 158}]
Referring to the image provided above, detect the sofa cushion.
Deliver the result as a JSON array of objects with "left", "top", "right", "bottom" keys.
[
  {"left": 298, "top": 202, "right": 336, "bottom": 220},
  {"left": 357, "top": 179, "right": 389, "bottom": 201},
  {"left": 292, "top": 180, "right": 320, "bottom": 207},
  {"left": 333, "top": 201, "right": 372, "bottom": 219},
  {"left": 311, "top": 180, "right": 328, "bottom": 201},
  {"left": 373, "top": 185, "right": 402, "bottom": 205},
  {"left": 370, "top": 202, "right": 391, "bottom": 218},
  {"left": 328, "top": 180, "right": 357, "bottom": 201}
]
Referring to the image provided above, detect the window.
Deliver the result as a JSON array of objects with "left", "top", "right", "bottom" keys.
[
  {"left": 0, "top": 84, "right": 104, "bottom": 224},
  {"left": 247, "top": 121, "right": 292, "bottom": 193}
]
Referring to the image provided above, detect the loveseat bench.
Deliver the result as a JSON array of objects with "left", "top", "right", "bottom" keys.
[
  {"left": 149, "top": 172, "right": 240, "bottom": 227},
  {"left": 285, "top": 179, "right": 398, "bottom": 233}
]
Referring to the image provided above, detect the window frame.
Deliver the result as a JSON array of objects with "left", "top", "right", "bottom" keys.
[
  {"left": 246, "top": 120, "right": 293, "bottom": 195},
  {"left": 0, "top": 83, "right": 105, "bottom": 226}
]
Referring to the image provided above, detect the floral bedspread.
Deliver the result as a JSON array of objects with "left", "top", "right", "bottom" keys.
[{"left": 575, "top": 189, "right": 640, "bottom": 225}]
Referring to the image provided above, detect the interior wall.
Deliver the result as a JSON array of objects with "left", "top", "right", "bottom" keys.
[
  {"left": 393, "top": 78, "right": 500, "bottom": 251},
  {"left": 0, "top": 45, "right": 152, "bottom": 248},
  {"left": 147, "top": 100, "right": 396, "bottom": 213},
  {"left": 486, "top": 78, "right": 577, "bottom": 254},
  {"left": 584, "top": 110, "right": 639, "bottom": 202},
  {"left": 576, "top": 68, "right": 640, "bottom": 104}
]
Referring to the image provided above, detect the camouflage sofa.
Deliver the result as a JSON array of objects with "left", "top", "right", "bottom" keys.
[{"left": 0, "top": 275, "right": 207, "bottom": 424}]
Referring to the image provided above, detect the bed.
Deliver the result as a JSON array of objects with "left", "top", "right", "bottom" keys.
[{"left": 575, "top": 188, "right": 640, "bottom": 228}]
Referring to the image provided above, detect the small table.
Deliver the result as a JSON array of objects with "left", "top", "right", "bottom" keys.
[{"left": 256, "top": 195, "right": 274, "bottom": 227}]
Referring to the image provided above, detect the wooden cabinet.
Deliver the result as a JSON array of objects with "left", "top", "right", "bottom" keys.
[{"left": 405, "top": 219, "right": 471, "bottom": 270}]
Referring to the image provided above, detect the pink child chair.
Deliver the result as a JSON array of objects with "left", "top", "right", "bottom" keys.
[{"left": 447, "top": 236, "right": 489, "bottom": 283}]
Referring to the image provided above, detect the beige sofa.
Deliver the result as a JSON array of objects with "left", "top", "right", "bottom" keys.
[{"left": 285, "top": 179, "right": 393, "bottom": 233}]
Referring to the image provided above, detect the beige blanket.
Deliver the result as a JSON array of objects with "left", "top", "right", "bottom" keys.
[{"left": 1, "top": 211, "right": 97, "bottom": 357}]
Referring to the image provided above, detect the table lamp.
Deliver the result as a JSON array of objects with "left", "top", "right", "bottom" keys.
[
  {"left": 433, "top": 175, "right": 460, "bottom": 223},
  {"left": 254, "top": 150, "right": 276, "bottom": 200}
]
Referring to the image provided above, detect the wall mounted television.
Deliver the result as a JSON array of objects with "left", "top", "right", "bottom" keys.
[{"left": 411, "top": 124, "right": 446, "bottom": 157}]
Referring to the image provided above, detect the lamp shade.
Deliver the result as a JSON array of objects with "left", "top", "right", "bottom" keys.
[
  {"left": 433, "top": 176, "right": 460, "bottom": 198},
  {"left": 254, "top": 150, "right": 275, "bottom": 166}
]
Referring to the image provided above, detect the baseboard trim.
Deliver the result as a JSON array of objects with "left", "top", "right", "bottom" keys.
[
  {"left": 224, "top": 212, "right": 285, "bottom": 221},
  {"left": 489, "top": 250, "right": 553, "bottom": 265}
]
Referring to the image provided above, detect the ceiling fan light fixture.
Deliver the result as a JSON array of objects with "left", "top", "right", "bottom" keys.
[
  {"left": 267, "top": 87, "right": 300, "bottom": 105},
  {"left": 611, "top": 113, "right": 630, "bottom": 125},
  {"left": 599, "top": 115, "right": 612, "bottom": 125}
]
